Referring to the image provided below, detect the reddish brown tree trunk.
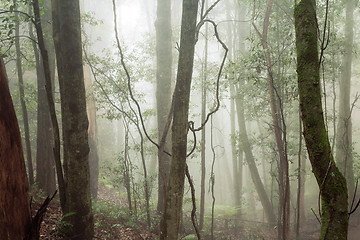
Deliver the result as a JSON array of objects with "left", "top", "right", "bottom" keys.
[
  {"left": 84, "top": 64, "right": 99, "bottom": 199},
  {"left": 0, "top": 57, "right": 32, "bottom": 240}
]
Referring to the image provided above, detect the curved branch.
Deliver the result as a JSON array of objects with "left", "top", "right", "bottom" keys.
[
  {"left": 112, "top": 0, "right": 160, "bottom": 150},
  {"left": 192, "top": 19, "right": 228, "bottom": 133}
]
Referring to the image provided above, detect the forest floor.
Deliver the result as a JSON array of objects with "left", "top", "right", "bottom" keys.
[{"left": 30, "top": 185, "right": 360, "bottom": 239}]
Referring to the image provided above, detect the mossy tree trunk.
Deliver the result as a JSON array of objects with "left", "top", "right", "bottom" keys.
[
  {"left": 294, "top": 1, "right": 348, "bottom": 239},
  {"left": 160, "top": 0, "right": 198, "bottom": 239},
  {"left": 52, "top": 0, "right": 94, "bottom": 238}
]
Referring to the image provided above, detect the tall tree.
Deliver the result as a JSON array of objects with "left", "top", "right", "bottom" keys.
[
  {"left": 234, "top": 82, "right": 277, "bottom": 224},
  {"left": 14, "top": 0, "right": 34, "bottom": 186},
  {"left": 30, "top": 0, "right": 56, "bottom": 195},
  {"left": 160, "top": 0, "right": 199, "bottom": 239},
  {"left": 32, "top": 0, "right": 65, "bottom": 210},
  {"left": 294, "top": 0, "right": 348, "bottom": 239},
  {"left": 155, "top": 0, "right": 173, "bottom": 213},
  {"left": 0, "top": 56, "right": 32, "bottom": 240},
  {"left": 226, "top": 0, "right": 243, "bottom": 225},
  {"left": 199, "top": 12, "right": 208, "bottom": 231},
  {"left": 253, "top": 0, "right": 290, "bottom": 237},
  {"left": 52, "top": 0, "right": 94, "bottom": 238},
  {"left": 335, "top": 0, "right": 355, "bottom": 199}
]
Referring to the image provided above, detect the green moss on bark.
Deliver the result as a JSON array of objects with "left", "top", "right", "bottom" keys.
[{"left": 294, "top": 1, "right": 348, "bottom": 239}]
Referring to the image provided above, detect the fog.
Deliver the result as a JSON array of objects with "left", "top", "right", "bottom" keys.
[{"left": 1, "top": 0, "right": 360, "bottom": 239}]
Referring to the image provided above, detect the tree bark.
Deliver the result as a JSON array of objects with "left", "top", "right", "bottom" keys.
[
  {"left": 294, "top": 1, "right": 348, "bottom": 239},
  {"left": 155, "top": 0, "right": 173, "bottom": 214},
  {"left": 160, "top": 1, "right": 199, "bottom": 239},
  {"left": 0, "top": 56, "right": 32, "bottom": 240},
  {"left": 52, "top": 0, "right": 94, "bottom": 238}
]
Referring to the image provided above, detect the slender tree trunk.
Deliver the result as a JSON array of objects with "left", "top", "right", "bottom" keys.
[
  {"left": 199, "top": 19, "right": 208, "bottom": 231},
  {"left": 230, "top": 83, "right": 242, "bottom": 222},
  {"left": 14, "top": 0, "right": 34, "bottom": 186},
  {"left": 0, "top": 56, "right": 32, "bottom": 240},
  {"left": 160, "top": 1, "right": 199, "bottom": 239},
  {"left": 29, "top": 0, "right": 56, "bottom": 195},
  {"left": 260, "top": 1, "right": 290, "bottom": 238},
  {"left": 296, "top": 113, "right": 306, "bottom": 239},
  {"left": 294, "top": 1, "right": 348, "bottom": 239},
  {"left": 234, "top": 83, "right": 277, "bottom": 224},
  {"left": 226, "top": 0, "right": 242, "bottom": 225},
  {"left": 155, "top": 0, "right": 173, "bottom": 213},
  {"left": 123, "top": 124, "right": 132, "bottom": 211},
  {"left": 335, "top": 0, "right": 355, "bottom": 200},
  {"left": 33, "top": 0, "right": 65, "bottom": 209}
]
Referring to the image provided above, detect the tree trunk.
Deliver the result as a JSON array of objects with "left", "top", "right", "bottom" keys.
[
  {"left": 0, "top": 56, "right": 32, "bottom": 240},
  {"left": 225, "top": 0, "right": 242, "bottom": 224},
  {"left": 335, "top": 0, "right": 355, "bottom": 200},
  {"left": 296, "top": 114, "right": 306, "bottom": 239},
  {"left": 294, "top": 1, "right": 348, "bottom": 239},
  {"left": 84, "top": 64, "right": 99, "bottom": 199},
  {"left": 234, "top": 83, "right": 277, "bottom": 224},
  {"left": 230, "top": 83, "right": 242, "bottom": 222},
  {"left": 53, "top": 0, "right": 94, "bottom": 238},
  {"left": 155, "top": 0, "right": 173, "bottom": 214},
  {"left": 260, "top": 1, "right": 290, "bottom": 238},
  {"left": 123, "top": 124, "right": 132, "bottom": 211},
  {"left": 199, "top": 18, "right": 208, "bottom": 231},
  {"left": 33, "top": 0, "right": 65, "bottom": 209},
  {"left": 160, "top": 1, "right": 199, "bottom": 239},
  {"left": 14, "top": 0, "right": 34, "bottom": 186},
  {"left": 30, "top": 0, "right": 56, "bottom": 195}
]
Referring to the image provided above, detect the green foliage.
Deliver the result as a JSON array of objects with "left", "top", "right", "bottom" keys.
[
  {"left": 93, "top": 200, "right": 158, "bottom": 230},
  {"left": 242, "top": 231, "right": 264, "bottom": 240},
  {"left": 11, "top": 81, "right": 37, "bottom": 146},
  {"left": 352, "top": 149, "right": 360, "bottom": 180},
  {"left": 182, "top": 234, "right": 198, "bottom": 240},
  {"left": 93, "top": 200, "right": 130, "bottom": 221},
  {"left": 54, "top": 212, "right": 76, "bottom": 237},
  {"left": 0, "top": 0, "right": 33, "bottom": 50}
]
